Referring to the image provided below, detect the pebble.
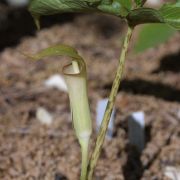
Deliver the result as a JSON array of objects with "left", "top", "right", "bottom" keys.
[
  {"left": 36, "top": 107, "right": 53, "bottom": 125},
  {"left": 44, "top": 74, "right": 68, "bottom": 92},
  {"left": 164, "top": 166, "right": 180, "bottom": 180}
]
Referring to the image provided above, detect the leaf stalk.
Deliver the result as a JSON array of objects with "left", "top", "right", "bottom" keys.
[{"left": 87, "top": 26, "right": 133, "bottom": 180}]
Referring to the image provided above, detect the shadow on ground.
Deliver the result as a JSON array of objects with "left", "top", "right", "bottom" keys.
[
  {"left": 122, "top": 145, "right": 143, "bottom": 180},
  {"left": 119, "top": 79, "right": 180, "bottom": 102},
  {"left": 153, "top": 51, "right": 180, "bottom": 73},
  {"left": 104, "top": 78, "right": 180, "bottom": 103}
]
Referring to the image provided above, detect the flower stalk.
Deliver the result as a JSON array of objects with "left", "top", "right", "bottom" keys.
[{"left": 25, "top": 45, "right": 92, "bottom": 180}]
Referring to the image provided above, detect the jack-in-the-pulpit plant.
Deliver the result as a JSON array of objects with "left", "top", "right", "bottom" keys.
[
  {"left": 28, "top": 0, "right": 180, "bottom": 179},
  {"left": 26, "top": 45, "right": 92, "bottom": 179}
]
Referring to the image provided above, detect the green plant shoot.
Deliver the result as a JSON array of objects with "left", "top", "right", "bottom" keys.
[{"left": 25, "top": 45, "right": 92, "bottom": 180}]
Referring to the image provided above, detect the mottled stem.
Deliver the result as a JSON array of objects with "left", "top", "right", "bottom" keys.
[{"left": 87, "top": 26, "right": 133, "bottom": 180}]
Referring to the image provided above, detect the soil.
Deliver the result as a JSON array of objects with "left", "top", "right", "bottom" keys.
[{"left": 0, "top": 7, "right": 180, "bottom": 180}]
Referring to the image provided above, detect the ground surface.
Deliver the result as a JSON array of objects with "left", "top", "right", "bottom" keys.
[{"left": 0, "top": 9, "right": 180, "bottom": 180}]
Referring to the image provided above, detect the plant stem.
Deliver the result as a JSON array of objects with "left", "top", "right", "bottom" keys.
[
  {"left": 80, "top": 138, "right": 89, "bottom": 180},
  {"left": 87, "top": 26, "right": 133, "bottom": 180}
]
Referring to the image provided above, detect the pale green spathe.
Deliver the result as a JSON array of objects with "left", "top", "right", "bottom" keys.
[
  {"left": 63, "top": 62, "right": 92, "bottom": 139},
  {"left": 24, "top": 44, "right": 92, "bottom": 140}
]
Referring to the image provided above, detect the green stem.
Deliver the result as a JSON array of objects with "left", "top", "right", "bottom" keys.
[
  {"left": 87, "top": 26, "right": 133, "bottom": 180},
  {"left": 80, "top": 138, "right": 89, "bottom": 180}
]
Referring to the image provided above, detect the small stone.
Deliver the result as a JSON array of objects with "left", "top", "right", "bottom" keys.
[
  {"left": 44, "top": 74, "right": 67, "bottom": 92},
  {"left": 36, "top": 107, "right": 53, "bottom": 125},
  {"left": 164, "top": 166, "right": 180, "bottom": 180}
]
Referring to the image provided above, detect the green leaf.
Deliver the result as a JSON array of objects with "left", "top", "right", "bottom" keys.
[
  {"left": 29, "top": 0, "right": 102, "bottom": 27},
  {"left": 29, "top": 0, "right": 132, "bottom": 27},
  {"left": 135, "top": 0, "right": 147, "bottom": 7},
  {"left": 119, "top": 0, "right": 132, "bottom": 10},
  {"left": 98, "top": 1, "right": 130, "bottom": 17},
  {"left": 127, "top": 8, "right": 164, "bottom": 26},
  {"left": 159, "top": 2, "right": 180, "bottom": 29},
  {"left": 29, "top": 0, "right": 101, "bottom": 16},
  {"left": 134, "top": 24, "right": 176, "bottom": 52},
  {"left": 135, "top": 0, "right": 141, "bottom": 6},
  {"left": 127, "top": 2, "right": 180, "bottom": 29}
]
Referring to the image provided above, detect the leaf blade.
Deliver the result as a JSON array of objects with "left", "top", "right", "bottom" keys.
[
  {"left": 127, "top": 8, "right": 164, "bottom": 26},
  {"left": 159, "top": 2, "right": 180, "bottom": 29},
  {"left": 135, "top": 0, "right": 147, "bottom": 7},
  {"left": 119, "top": 0, "right": 132, "bottom": 10},
  {"left": 127, "top": 2, "right": 180, "bottom": 29},
  {"left": 134, "top": 24, "right": 176, "bottom": 52},
  {"left": 29, "top": 0, "right": 132, "bottom": 23}
]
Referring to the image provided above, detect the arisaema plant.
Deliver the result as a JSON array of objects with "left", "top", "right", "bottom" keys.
[{"left": 27, "top": 0, "right": 180, "bottom": 179}]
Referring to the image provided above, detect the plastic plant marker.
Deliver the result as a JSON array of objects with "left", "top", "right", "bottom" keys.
[
  {"left": 128, "top": 111, "right": 145, "bottom": 152},
  {"left": 96, "top": 98, "right": 115, "bottom": 139}
]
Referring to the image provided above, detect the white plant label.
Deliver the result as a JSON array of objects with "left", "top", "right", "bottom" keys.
[{"left": 96, "top": 98, "right": 115, "bottom": 139}]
